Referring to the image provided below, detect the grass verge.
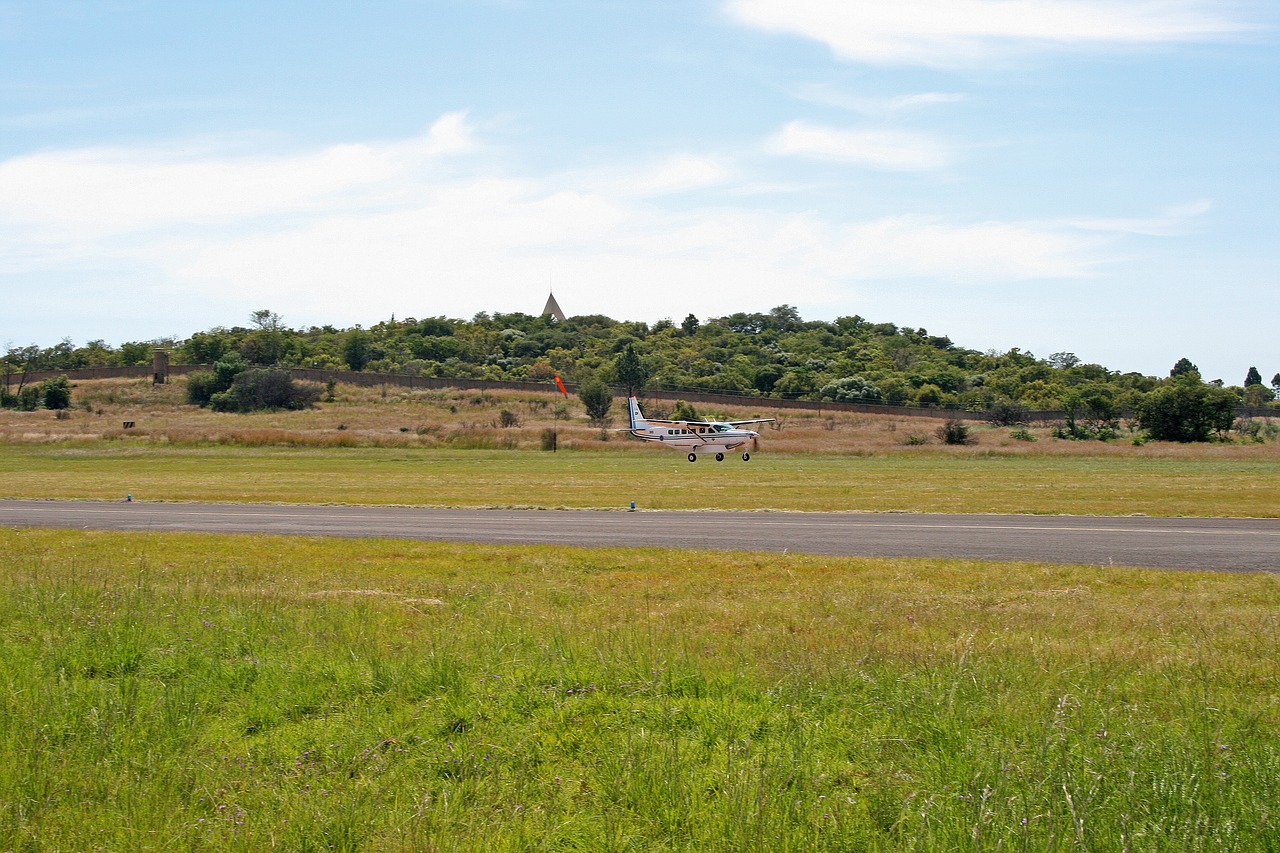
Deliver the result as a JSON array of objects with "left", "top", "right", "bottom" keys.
[
  {"left": 2, "top": 444, "right": 1278, "bottom": 516},
  {"left": 3, "top": 528, "right": 1278, "bottom": 850}
]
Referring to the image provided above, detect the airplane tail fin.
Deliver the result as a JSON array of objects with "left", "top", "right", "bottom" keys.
[{"left": 628, "top": 396, "right": 648, "bottom": 431}]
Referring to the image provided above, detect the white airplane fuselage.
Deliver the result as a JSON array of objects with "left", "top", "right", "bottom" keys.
[{"left": 625, "top": 396, "right": 770, "bottom": 462}]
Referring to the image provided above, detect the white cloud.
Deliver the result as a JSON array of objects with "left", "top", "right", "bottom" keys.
[
  {"left": 628, "top": 155, "right": 734, "bottom": 196},
  {"left": 0, "top": 111, "right": 476, "bottom": 235},
  {"left": 838, "top": 216, "right": 1097, "bottom": 280},
  {"left": 795, "top": 85, "right": 967, "bottom": 115},
  {"left": 1067, "top": 198, "right": 1213, "bottom": 236},
  {"left": 0, "top": 115, "right": 1119, "bottom": 328},
  {"left": 588, "top": 154, "right": 735, "bottom": 199},
  {"left": 420, "top": 111, "right": 475, "bottom": 156},
  {"left": 767, "top": 121, "right": 953, "bottom": 170},
  {"left": 725, "top": 0, "right": 1254, "bottom": 67}
]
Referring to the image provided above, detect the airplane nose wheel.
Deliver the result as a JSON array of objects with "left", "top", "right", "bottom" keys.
[
  {"left": 687, "top": 453, "right": 697, "bottom": 463},
  {"left": 742, "top": 452, "right": 751, "bottom": 461},
  {"left": 715, "top": 453, "right": 724, "bottom": 462}
]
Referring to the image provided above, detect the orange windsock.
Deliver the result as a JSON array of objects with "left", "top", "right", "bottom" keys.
[{"left": 554, "top": 374, "right": 568, "bottom": 396}]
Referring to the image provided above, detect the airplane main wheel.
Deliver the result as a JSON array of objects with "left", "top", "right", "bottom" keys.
[
  {"left": 715, "top": 453, "right": 724, "bottom": 462},
  {"left": 742, "top": 452, "right": 751, "bottom": 461},
  {"left": 688, "top": 453, "right": 697, "bottom": 463}
]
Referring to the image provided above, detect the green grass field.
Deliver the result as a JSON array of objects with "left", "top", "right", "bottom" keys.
[
  {"left": 3, "top": 528, "right": 1278, "bottom": 851},
  {"left": 3, "top": 444, "right": 1279, "bottom": 516}
]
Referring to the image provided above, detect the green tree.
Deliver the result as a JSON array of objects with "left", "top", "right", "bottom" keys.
[
  {"left": 343, "top": 330, "right": 373, "bottom": 371},
  {"left": 577, "top": 378, "right": 613, "bottom": 423},
  {"left": 181, "top": 330, "right": 234, "bottom": 364},
  {"left": 1243, "top": 384, "right": 1273, "bottom": 407},
  {"left": 78, "top": 340, "right": 116, "bottom": 367},
  {"left": 767, "top": 304, "right": 803, "bottom": 332},
  {"left": 186, "top": 355, "right": 247, "bottom": 407},
  {"left": 1136, "top": 380, "right": 1236, "bottom": 442},
  {"left": 613, "top": 342, "right": 649, "bottom": 394},
  {"left": 1244, "top": 366, "right": 1262, "bottom": 387},
  {"left": 243, "top": 309, "right": 287, "bottom": 364},
  {"left": 753, "top": 364, "right": 783, "bottom": 394},
  {"left": 820, "top": 376, "right": 882, "bottom": 403},
  {"left": 772, "top": 369, "right": 820, "bottom": 398},
  {"left": 1169, "top": 357, "right": 1199, "bottom": 378},
  {"left": 914, "top": 383, "right": 945, "bottom": 406},
  {"left": 1058, "top": 387, "right": 1119, "bottom": 440},
  {"left": 118, "top": 341, "right": 153, "bottom": 366}
]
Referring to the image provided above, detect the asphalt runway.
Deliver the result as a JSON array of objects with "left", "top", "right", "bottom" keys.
[{"left": 3, "top": 499, "right": 1277, "bottom": 572}]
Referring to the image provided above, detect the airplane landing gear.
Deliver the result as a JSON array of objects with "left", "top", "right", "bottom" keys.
[
  {"left": 715, "top": 453, "right": 724, "bottom": 462},
  {"left": 687, "top": 453, "right": 697, "bottom": 463},
  {"left": 742, "top": 452, "right": 751, "bottom": 461}
]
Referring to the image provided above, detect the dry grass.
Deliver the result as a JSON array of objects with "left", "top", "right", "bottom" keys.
[{"left": 4, "top": 377, "right": 1279, "bottom": 461}]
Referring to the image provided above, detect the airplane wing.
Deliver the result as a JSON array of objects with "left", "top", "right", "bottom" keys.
[{"left": 723, "top": 418, "right": 775, "bottom": 426}]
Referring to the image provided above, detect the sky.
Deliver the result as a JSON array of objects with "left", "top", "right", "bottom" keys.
[{"left": 1, "top": 0, "right": 1276, "bottom": 384}]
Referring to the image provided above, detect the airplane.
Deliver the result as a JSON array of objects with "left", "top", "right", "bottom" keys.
[{"left": 623, "top": 396, "right": 775, "bottom": 462}]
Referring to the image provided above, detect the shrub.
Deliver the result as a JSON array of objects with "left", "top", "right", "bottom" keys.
[
  {"left": 578, "top": 378, "right": 613, "bottom": 423},
  {"left": 986, "top": 398, "right": 1029, "bottom": 426},
  {"left": 498, "top": 410, "right": 521, "bottom": 428},
  {"left": 936, "top": 419, "right": 972, "bottom": 445},
  {"left": 16, "top": 385, "right": 40, "bottom": 411},
  {"left": 185, "top": 371, "right": 220, "bottom": 407},
  {"left": 210, "top": 368, "right": 323, "bottom": 413},
  {"left": 1010, "top": 427, "right": 1037, "bottom": 442},
  {"left": 671, "top": 400, "right": 699, "bottom": 421},
  {"left": 1237, "top": 419, "right": 1280, "bottom": 443},
  {"left": 39, "top": 375, "right": 72, "bottom": 410}
]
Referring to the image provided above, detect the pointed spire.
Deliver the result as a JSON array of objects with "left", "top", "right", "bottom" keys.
[{"left": 542, "top": 291, "right": 566, "bottom": 322}]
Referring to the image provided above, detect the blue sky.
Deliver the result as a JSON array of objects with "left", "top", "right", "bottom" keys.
[{"left": 1, "top": 0, "right": 1276, "bottom": 383}]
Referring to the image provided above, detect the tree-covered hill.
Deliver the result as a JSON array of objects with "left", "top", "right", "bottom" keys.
[{"left": 5, "top": 306, "right": 1278, "bottom": 420}]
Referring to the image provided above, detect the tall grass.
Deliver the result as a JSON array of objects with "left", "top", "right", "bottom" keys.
[{"left": 3, "top": 529, "right": 1278, "bottom": 850}]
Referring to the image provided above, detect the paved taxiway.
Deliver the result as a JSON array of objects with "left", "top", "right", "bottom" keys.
[{"left": 2, "top": 500, "right": 1277, "bottom": 571}]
